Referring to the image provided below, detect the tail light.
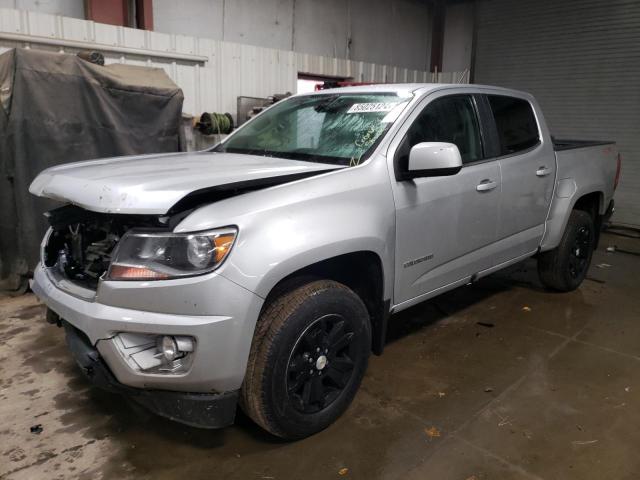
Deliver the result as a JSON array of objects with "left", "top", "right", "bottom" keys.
[{"left": 614, "top": 152, "right": 622, "bottom": 190}]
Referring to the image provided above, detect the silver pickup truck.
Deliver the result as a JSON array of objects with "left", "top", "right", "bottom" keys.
[{"left": 30, "top": 84, "right": 620, "bottom": 439}]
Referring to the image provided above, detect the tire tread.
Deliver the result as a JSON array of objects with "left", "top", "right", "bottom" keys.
[
  {"left": 241, "top": 279, "right": 358, "bottom": 438},
  {"left": 538, "top": 209, "right": 594, "bottom": 292}
]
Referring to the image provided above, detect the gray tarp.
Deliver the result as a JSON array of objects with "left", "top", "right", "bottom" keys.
[{"left": 0, "top": 48, "right": 184, "bottom": 291}]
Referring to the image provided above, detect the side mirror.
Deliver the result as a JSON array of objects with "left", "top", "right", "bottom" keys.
[{"left": 406, "top": 142, "right": 463, "bottom": 179}]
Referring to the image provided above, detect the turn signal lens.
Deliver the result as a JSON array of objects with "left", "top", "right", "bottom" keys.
[
  {"left": 109, "top": 265, "right": 170, "bottom": 280},
  {"left": 213, "top": 234, "right": 235, "bottom": 262}
]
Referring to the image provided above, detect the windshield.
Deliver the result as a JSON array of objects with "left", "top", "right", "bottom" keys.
[{"left": 214, "top": 92, "right": 412, "bottom": 166}]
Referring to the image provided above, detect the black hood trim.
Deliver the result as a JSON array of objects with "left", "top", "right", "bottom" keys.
[{"left": 167, "top": 169, "right": 339, "bottom": 216}]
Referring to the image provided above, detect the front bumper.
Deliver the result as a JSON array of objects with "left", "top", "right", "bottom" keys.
[
  {"left": 64, "top": 322, "right": 238, "bottom": 428},
  {"left": 31, "top": 263, "right": 264, "bottom": 393}
]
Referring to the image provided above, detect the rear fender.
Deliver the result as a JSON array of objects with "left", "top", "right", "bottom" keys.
[{"left": 541, "top": 182, "right": 604, "bottom": 251}]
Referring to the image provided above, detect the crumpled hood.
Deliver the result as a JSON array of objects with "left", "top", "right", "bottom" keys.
[{"left": 29, "top": 151, "right": 343, "bottom": 214}]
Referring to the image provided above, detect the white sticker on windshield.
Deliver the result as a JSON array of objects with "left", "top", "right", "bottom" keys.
[{"left": 347, "top": 102, "right": 399, "bottom": 114}]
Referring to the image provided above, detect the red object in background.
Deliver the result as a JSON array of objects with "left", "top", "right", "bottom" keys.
[
  {"left": 84, "top": 0, "right": 153, "bottom": 30},
  {"left": 314, "top": 81, "right": 377, "bottom": 91},
  {"left": 614, "top": 153, "right": 622, "bottom": 190},
  {"left": 85, "top": 0, "right": 129, "bottom": 27},
  {"left": 136, "top": 0, "right": 153, "bottom": 30}
]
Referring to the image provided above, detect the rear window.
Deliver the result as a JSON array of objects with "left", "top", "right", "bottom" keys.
[{"left": 487, "top": 95, "right": 540, "bottom": 155}]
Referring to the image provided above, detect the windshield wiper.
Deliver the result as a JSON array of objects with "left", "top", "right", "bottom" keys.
[
  {"left": 218, "top": 147, "right": 348, "bottom": 166},
  {"left": 313, "top": 95, "right": 341, "bottom": 113}
]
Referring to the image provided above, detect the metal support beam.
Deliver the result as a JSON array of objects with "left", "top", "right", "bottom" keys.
[
  {"left": 0, "top": 32, "right": 207, "bottom": 64},
  {"left": 430, "top": 0, "right": 446, "bottom": 73}
]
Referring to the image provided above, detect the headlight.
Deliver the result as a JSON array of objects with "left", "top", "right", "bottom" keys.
[{"left": 108, "top": 227, "right": 237, "bottom": 281}]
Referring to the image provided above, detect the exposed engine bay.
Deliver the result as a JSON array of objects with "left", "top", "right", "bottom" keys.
[{"left": 43, "top": 205, "right": 166, "bottom": 289}]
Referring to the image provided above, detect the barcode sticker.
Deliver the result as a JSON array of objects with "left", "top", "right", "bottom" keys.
[{"left": 347, "top": 102, "right": 399, "bottom": 114}]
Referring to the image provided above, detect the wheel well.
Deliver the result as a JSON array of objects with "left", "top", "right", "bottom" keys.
[
  {"left": 264, "top": 252, "right": 389, "bottom": 355},
  {"left": 573, "top": 191, "right": 604, "bottom": 247},
  {"left": 573, "top": 191, "right": 602, "bottom": 218}
]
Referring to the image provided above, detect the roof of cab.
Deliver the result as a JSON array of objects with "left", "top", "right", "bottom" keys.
[
  {"left": 298, "top": 83, "right": 531, "bottom": 99},
  {"left": 298, "top": 83, "right": 443, "bottom": 96}
]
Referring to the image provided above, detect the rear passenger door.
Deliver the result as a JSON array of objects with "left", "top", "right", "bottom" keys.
[{"left": 482, "top": 95, "right": 556, "bottom": 264}]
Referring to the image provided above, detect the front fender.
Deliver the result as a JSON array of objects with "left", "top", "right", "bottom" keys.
[{"left": 175, "top": 159, "right": 396, "bottom": 300}]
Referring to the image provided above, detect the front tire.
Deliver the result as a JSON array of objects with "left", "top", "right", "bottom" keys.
[
  {"left": 241, "top": 279, "right": 371, "bottom": 440},
  {"left": 538, "top": 209, "right": 595, "bottom": 292}
]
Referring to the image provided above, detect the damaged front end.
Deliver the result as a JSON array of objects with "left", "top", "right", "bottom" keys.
[
  {"left": 34, "top": 203, "right": 253, "bottom": 430},
  {"left": 42, "top": 205, "right": 167, "bottom": 291}
]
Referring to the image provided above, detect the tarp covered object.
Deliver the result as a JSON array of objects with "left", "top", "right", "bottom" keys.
[{"left": 0, "top": 48, "right": 184, "bottom": 291}]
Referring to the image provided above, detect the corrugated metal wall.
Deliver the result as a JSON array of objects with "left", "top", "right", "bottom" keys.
[
  {"left": 0, "top": 7, "right": 468, "bottom": 122},
  {"left": 473, "top": 0, "right": 640, "bottom": 225}
]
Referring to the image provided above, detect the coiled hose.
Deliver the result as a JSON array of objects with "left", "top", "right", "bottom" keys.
[{"left": 197, "top": 112, "right": 234, "bottom": 135}]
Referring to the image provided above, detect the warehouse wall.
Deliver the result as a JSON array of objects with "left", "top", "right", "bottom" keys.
[
  {"left": 144, "top": 0, "right": 225, "bottom": 40},
  {"left": 0, "top": 0, "right": 83, "bottom": 17},
  {"left": 223, "top": 0, "right": 294, "bottom": 52},
  {"left": 291, "top": 0, "right": 349, "bottom": 59},
  {"left": 0, "top": 7, "right": 467, "bottom": 120},
  {"left": 473, "top": 0, "right": 640, "bottom": 225},
  {"left": 442, "top": 1, "right": 473, "bottom": 73},
  {"left": 0, "top": 0, "right": 479, "bottom": 76},
  {"left": 154, "top": 0, "right": 434, "bottom": 71}
]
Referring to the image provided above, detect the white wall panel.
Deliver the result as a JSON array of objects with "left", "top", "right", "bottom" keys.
[
  {"left": 148, "top": 30, "right": 172, "bottom": 52},
  {"left": 0, "top": 7, "right": 21, "bottom": 32},
  {"left": 0, "top": 0, "right": 83, "bottom": 18},
  {"left": 59, "top": 15, "right": 90, "bottom": 42},
  {"left": 174, "top": 34, "right": 197, "bottom": 55},
  {"left": 25, "top": 10, "right": 57, "bottom": 36},
  {"left": 122, "top": 26, "right": 146, "bottom": 49},
  {"left": 93, "top": 22, "right": 118, "bottom": 46}
]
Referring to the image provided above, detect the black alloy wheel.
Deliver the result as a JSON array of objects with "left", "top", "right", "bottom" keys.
[
  {"left": 241, "top": 279, "right": 371, "bottom": 439},
  {"left": 568, "top": 225, "right": 591, "bottom": 279},
  {"left": 538, "top": 209, "right": 595, "bottom": 292},
  {"left": 286, "top": 314, "right": 357, "bottom": 414}
]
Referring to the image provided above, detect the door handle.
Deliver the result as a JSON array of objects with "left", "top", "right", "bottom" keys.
[
  {"left": 536, "top": 166, "right": 552, "bottom": 177},
  {"left": 476, "top": 179, "right": 497, "bottom": 192}
]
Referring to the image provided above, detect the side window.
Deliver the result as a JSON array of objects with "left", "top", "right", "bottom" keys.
[
  {"left": 487, "top": 95, "right": 540, "bottom": 155},
  {"left": 396, "top": 95, "right": 483, "bottom": 172}
]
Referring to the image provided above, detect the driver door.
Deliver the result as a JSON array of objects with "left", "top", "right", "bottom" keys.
[{"left": 390, "top": 93, "right": 501, "bottom": 307}]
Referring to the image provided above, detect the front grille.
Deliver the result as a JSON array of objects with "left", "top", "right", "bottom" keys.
[{"left": 44, "top": 205, "right": 164, "bottom": 290}]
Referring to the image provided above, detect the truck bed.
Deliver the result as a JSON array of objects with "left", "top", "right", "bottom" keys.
[
  {"left": 540, "top": 139, "right": 618, "bottom": 251},
  {"left": 553, "top": 138, "right": 615, "bottom": 152}
]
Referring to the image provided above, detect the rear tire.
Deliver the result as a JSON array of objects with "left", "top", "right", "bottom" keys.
[
  {"left": 538, "top": 209, "right": 595, "bottom": 292},
  {"left": 241, "top": 279, "right": 371, "bottom": 440}
]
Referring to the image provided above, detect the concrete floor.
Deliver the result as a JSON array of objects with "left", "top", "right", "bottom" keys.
[{"left": 1, "top": 232, "right": 639, "bottom": 480}]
